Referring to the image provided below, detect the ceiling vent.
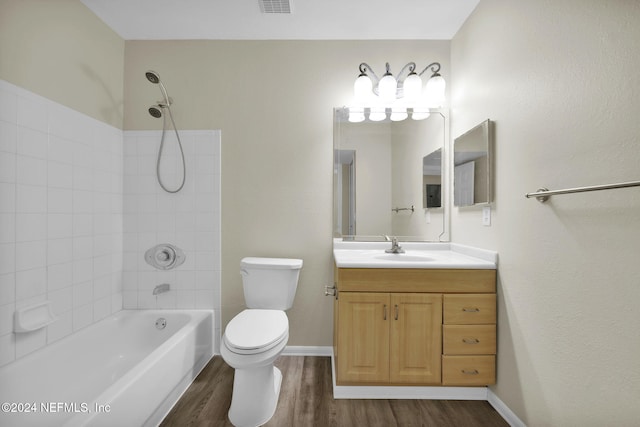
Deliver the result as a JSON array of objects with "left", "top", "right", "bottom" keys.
[{"left": 259, "top": 0, "right": 291, "bottom": 14}]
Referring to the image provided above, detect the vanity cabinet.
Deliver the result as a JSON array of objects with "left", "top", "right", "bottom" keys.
[
  {"left": 337, "top": 292, "right": 442, "bottom": 384},
  {"left": 333, "top": 267, "right": 496, "bottom": 387}
]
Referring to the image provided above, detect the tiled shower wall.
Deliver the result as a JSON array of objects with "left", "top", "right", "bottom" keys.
[
  {"left": 122, "top": 130, "right": 221, "bottom": 345},
  {"left": 0, "top": 80, "right": 124, "bottom": 367}
]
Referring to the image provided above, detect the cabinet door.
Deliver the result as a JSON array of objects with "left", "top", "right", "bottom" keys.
[
  {"left": 337, "top": 292, "right": 389, "bottom": 384},
  {"left": 390, "top": 293, "right": 442, "bottom": 384}
]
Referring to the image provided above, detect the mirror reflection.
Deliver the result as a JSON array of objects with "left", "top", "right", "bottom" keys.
[
  {"left": 454, "top": 119, "right": 492, "bottom": 207},
  {"left": 333, "top": 108, "right": 447, "bottom": 241}
]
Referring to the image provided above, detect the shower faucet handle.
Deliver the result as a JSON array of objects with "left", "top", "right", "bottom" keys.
[{"left": 145, "top": 243, "right": 186, "bottom": 270}]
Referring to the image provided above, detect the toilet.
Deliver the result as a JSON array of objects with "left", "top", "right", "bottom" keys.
[{"left": 220, "top": 257, "right": 303, "bottom": 427}]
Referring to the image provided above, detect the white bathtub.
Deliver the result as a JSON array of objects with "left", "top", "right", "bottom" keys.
[{"left": 0, "top": 310, "right": 214, "bottom": 427}]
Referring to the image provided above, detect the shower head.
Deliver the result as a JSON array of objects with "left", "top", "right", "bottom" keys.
[
  {"left": 145, "top": 70, "right": 171, "bottom": 105},
  {"left": 145, "top": 70, "right": 161, "bottom": 84},
  {"left": 148, "top": 105, "right": 163, "bottom": 118}
]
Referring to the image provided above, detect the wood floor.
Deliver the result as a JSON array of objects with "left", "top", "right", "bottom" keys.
[{"left": 160, "top": 356, "right": 509, "bottom": 427}]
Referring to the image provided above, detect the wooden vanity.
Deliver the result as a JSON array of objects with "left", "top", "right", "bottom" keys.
[{"left": 333, "top": 267, "right": 496, "bottom": 387}]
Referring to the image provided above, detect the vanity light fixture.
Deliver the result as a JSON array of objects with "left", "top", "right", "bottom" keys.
[{"left": 349, "top": 61, "right": 445, "bottom": 123}]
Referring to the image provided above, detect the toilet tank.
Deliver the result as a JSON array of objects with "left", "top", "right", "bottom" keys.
[{"left": 240, "top": 257, "right": 303, "bottom": 310}]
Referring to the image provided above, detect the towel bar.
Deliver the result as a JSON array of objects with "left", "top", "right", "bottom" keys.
[{"left": 525, "top": 180, "right": 640, "bottom": 202}]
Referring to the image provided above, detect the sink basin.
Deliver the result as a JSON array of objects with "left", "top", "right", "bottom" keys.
[{"left": 375, "top": 254, "right": 434, "bottom": 262}]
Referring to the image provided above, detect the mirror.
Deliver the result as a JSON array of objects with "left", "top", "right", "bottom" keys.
[
  {"left": 453, "top": 119, "right": 492, "bottom": 207},
  {"left": 333, "top": 108, "right": 447, "bottom": 241}
]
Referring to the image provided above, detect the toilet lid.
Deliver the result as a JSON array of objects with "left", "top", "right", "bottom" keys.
[{"left": 224, "top": 310, "right": 288, "bottom": 354}]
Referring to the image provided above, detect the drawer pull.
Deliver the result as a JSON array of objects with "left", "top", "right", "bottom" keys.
[
  {"left": 394, "top": 304, "right": 399, "bottom": 320},
  {"left": 383, "top": 304, "right": 387, "bottom": 320},
  {"left": 462, "top": 307, "right": 480, "bottom": 313},
  {"left": 461, "top": 369, "right": 479, "bottom": 375},
  {"left": 462, "top": 338, "right": 480, "bottom": 344}
]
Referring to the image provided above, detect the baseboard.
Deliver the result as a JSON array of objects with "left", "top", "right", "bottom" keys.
[
  {"left": 487, "top": 389, "right": 526, "bottom": 427},
  {"left": 282, "top": 345, "right": 333, "bottom": 356}
]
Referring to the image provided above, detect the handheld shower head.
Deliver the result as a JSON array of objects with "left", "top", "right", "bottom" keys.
[
  {"left": 145, "top": 70, "right": 170, "bottom": 105},
  {"left": 145, "top": 70, "right": 161, "bottom": 84},
  {"left": 148, "top": 105, "right": 163, "bottom": 118}
]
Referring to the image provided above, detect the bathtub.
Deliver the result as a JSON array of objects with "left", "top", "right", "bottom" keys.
[{"left": 0, "top": 310, "right": 214, "bottom": 427}]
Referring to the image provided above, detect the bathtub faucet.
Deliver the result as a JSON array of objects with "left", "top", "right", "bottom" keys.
[{"left": 153, "top": 283, "right": 171, "bottom": 295}]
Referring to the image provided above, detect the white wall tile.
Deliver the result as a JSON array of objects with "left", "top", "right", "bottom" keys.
[
  {"left": 15, "top": 241, "right": 46, "bottom": 271},
  {"left": 46, "top": 262, "right": 73, "bottom": 291},
  {"left": 0, "top": 81, "right": 124, "bottom": 367},
  {"left": 16, "top": 155, "right": 47, "bottom": 186},
  {"left": 72, "top": 304, "right": 92, "bottom": 331},
  {"left": 0, "top": 302, "right": 14, "bottom": 335},
  {"left": 17, "top": 184, "right": 47, "bottom": 213},
  {"left": 0, "top": 183, "right": 16, "bottom": 213},
  {"left": 0, "top": 333, "right": 15, "bottom": 366},
  {"left": 0, "top": 243, "right": 15, "bottom": 275},
  {"left": 17, "top": 127, "right": 47, "bottom": 159},
  {"left": 17, "top": 94, "right": 48, "bottom": 133},
  {"left": 15, "top": 327, "right": 46, "bottom": 359},
  {"left": 0, "top": 151, "right": 15, "bottom": 183},
  {"left": 47, "top": 238, "right": 73, "bottom": 266},
  {"left": 0, "top": 87, "right": 17, "bottom": 124},
  {"left": 16, "top": 213, "right": 47, "bottom": 242},
  {"left": 15, "top": 267, "right": 46, "bottom": 301},
  {"left": 0, "top": 214, "right": 15, "bottom": 244},
  {"left": 48, "top": 213, "right": 73, "bottom": 239},
  {"left": 0, "top": 273, "right": 15, "bottom": 306},
  {"left": 0, "top": 121, "right": 18, "bottom": 154},
  {"left": 122, "top": 130, "right": 220, "bottom": 311},
  {"left": 46, "top": 311, "right": 73, "bottom": 344}
]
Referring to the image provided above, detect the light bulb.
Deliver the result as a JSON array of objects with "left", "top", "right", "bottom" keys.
[
  {"left": 354, "top": 74, "right": 372, "bottom": 103},
  {"left": 390, "top": 104, "right": 407, "bottom": 121},
  {"left": 348, "top": 107, "right": 365, "bottom": 123},
  {"left": 411, "top": 108, "right": 430, "bottom": 121},
  {"left": 403, "top": 72, "right": 422, "bottom": 103},
  {"left": 378, "top": 73, "right": 397, "bottom": 104},
  {"left": 368, "top": 106, "right": 386, "bottom": 122},
  {"left": 425, "top": 74, "right": 446, "bottom": 107}
]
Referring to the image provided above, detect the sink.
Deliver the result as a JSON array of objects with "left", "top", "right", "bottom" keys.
[{"left": 375, "top": 254, "right": 434, "bottom": 262}]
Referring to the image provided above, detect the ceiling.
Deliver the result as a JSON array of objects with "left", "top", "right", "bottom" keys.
[{"left": 81, "top": 0, "right": 480, "bottom": 40}]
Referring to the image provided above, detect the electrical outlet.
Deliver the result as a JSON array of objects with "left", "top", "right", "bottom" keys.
[{"left": 482, "top": 206, "right": 491, "bottom": 226}]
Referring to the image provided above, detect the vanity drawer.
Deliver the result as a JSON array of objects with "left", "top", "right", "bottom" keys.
[
  {"left": 442, "top": 355, "right": 496, "bottom": 385},
  {"left": 443, "top": 325, "right": 496, "bottom": 355},
  {"left": 443, "top": 294, "right": 496, "bottom": 324}
]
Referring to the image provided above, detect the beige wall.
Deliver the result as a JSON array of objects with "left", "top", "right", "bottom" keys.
[
  {"left": 124, "top": 40, "right": 450, "bottom": 345},
  {"left": 0, "top": 0, "right": 124, "bottom": 128},
  {"left": 451, "top": 0, "right": 640, "bottom": 425}
]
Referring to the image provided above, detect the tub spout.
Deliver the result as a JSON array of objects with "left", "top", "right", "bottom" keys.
[{"left": 153, "top": 283, "right": 171, "bottom": 295}]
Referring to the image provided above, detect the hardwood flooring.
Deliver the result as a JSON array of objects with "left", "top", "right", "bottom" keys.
[{"left": 160, "top": 356, "right": 509, "bottom": 427}]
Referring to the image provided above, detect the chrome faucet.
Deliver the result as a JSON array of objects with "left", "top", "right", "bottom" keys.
[
  {"left": 384, "top": 236, "right": 405, "bottom": 254},
  {"left": 153, "top": 283, "right": 171, "bottom": 295}
]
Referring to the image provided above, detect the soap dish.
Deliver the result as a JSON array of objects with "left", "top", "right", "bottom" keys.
[{"left": 14, "top": 301, "right": 57, "bottom": 333}]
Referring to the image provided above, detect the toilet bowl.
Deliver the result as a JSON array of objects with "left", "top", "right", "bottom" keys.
[
  {"left": 221, "top": 257, "right": 302, "bottom": 427},
  {"left": 221, "top": 310, "right": 289, "bottom": 427}
]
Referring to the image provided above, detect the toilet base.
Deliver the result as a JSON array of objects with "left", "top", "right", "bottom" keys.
[{"left": 228, "top": 365, "right": 283, "bottom": 427}]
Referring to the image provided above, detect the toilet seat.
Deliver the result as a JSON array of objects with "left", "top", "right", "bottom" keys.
[{"left": 224, "top": 309, "right": 288, "bottom": 355}]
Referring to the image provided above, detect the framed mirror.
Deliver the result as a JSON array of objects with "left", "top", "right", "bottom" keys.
[
  {"left": 453, "top": 119, "right": 492, "bottom": 207},
  {"left": 333, "top": 108, "right": 447, "bottom": 241}
]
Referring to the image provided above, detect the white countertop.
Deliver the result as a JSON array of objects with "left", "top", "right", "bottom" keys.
[{"left": 333, "top": 240, "right": 497, "bottom": 269}]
